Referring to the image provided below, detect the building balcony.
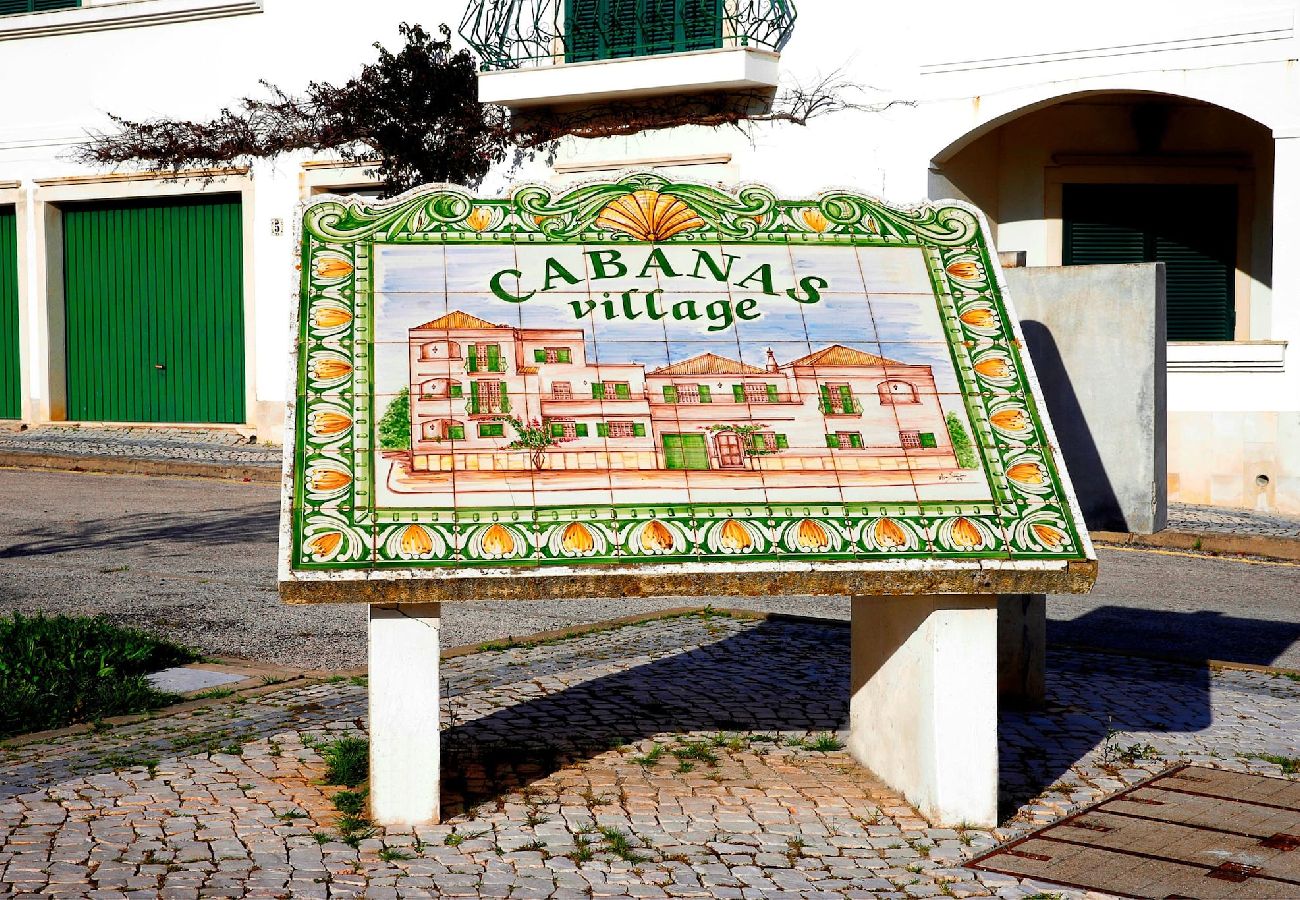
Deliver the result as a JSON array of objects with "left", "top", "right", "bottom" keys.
[{"left": 461, "top": 0, "right": 795, "bottom": 110}]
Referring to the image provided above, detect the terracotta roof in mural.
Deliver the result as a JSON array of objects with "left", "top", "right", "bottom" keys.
[
  {"left": 412, "top": 310, "right": 507, "bottom": 331},
  {"left": 788, "top": 344, "right": 902, "bottom": 368},
  {"left": 648, "top": 352, "right": 768, "bottom": 377}
]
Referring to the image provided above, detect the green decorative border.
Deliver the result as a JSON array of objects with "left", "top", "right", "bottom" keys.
[{"left": 288, "top": 172, "right": 1088, "bottom": 576}]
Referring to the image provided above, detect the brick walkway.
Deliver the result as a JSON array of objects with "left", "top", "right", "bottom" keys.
[
  {"left": 1168, "top": 502, "right": 1300, "bottom": 540},
  {"left": 0, "top": 426, "right": 280, "bottom": 467},
  {"left": 2, "top": 614, "right": 1297, "bottom": 898}
]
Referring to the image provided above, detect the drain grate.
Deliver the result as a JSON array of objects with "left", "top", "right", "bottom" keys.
[{"left": 968, "top": 766, "right": 1300, "bottom": 898}]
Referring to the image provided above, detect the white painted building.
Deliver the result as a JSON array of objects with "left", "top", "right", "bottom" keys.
[{"left": 1, "top": 0, "right": 1297, "bottom": 513}]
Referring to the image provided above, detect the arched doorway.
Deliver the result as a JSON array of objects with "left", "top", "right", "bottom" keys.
[{"left": 930, "top": 92, "right": 1273, "bottom": 343}]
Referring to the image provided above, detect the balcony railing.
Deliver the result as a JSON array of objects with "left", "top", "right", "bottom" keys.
[{"left": 460, "top": 0, "right": 797, "bottom": 71}]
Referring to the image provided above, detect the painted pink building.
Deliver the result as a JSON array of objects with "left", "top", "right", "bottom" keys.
[{"left": 406, "top": 311, "right": 958, "bottom": 474}]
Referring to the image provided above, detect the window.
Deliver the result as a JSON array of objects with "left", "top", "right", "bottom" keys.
[
  {"left": 595, "top": 381, "right": 631, "bottom": 399},
  {"left": 607, "top": 421, "right": 636, "bottom": 438},
  {"left": 468, "top": 343, "right": 505, "bottom": 373},
  {"left": 838, "top": 431, "right": 863, "bottom": 449},
  {"left": 565, "top": 0, "right": 723, "bottom": 64},
  {"left": 470, "top": 380, "right": 509, "bottom": 414},
  {"left": 0, "top": 1, "right": 80, "bottom": 15},
  {"left": 900, "top": 430, "right": 921, "bottom": 449},
  {"left": 742, "top": 383, "right": 778, "bottom": 403},
  {"left": 878, "top": 380, "right": 918, "bottom": 405},
  {"left": 479, "top": 422, "right": 505, "bottom": 438},
  {"left": 549, "top": 420, "right": 579, "bottom": 441},
  {"left": 749, "top": 432, "right": 786, "bottom": 452},
  {"left": 535, "top": 347, "right": 573, "bottom": 364},
  {"left": 820, "top": 384, "right": 859, "bottom": 415},
  {"left": 1063, "top": 183, "right": 1237, "bottom": 340},
  {"left": 447, "top": 424, "right": 466, "bottom": 441},
  {"left": 551, "top": 381, "right": 573, "bottom": 400}
]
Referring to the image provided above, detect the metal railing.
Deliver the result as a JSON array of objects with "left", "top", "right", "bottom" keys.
[{"left": 460, "top": 0, "right": 797, "bottom": 71}]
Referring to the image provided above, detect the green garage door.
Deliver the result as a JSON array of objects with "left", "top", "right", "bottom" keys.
[
  {"left": 63, "top": 195, "right": 244, "bottom": 423},
  {"left": 0, "top": 206, "right": 18, "bottom": 419}
]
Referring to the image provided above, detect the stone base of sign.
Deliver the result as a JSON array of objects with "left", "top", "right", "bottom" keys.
[
  {"left": 282, "top": 562, "right": 1096, "bottom": 605},
  {"left": 368, "top": 603, "right": 441, "bottom": 826},
  {"left": 848, "top": 594, "right": 998, "bottom": 827},
  {"left": 997, "top": 594, "right": 1046, "bottom": 706}
]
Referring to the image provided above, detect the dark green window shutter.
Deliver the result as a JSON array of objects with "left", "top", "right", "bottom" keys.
[
  {"left": 663, "top": 385, "right": 678, "bottom": 403},
  {"left": 592, "top": 383, "right": 606, "bottom": 399},
  {"left": 499, "top": 382, "right": 510, "bottom": 413},
  {"left": 698, "top": 384, "right": 711, "bottom": 403},
  {"left": 550, "top": 422, "right": 564, "bottom": 437},
  {"left": 732, "top": 384, "right": 744, "bottom": 402},
  {"left": 615, "top": 383, "right": 631, "bottom": 399},
  {"left": 0, "top": 1, "right": 80, "bottom": 16},
  {"left": 558, "top": 348, "right": 572, "bottom": 363},
  {"left": 825, "top": 434, "right": 839, "bottom": 449},
  {"left": 1063, "top": 183, "right": 1236, "bottom": 341},
  {"left": 575, "top": 423, "right": 589, "bottom": 437},
  {"left": 479, "top": 422, "right": 504, "bottom": 438},
  {"left": 838, "top": 385, "right": 854, "bottom": 411},
  {"left": 469, "top": 381, "right": 480, "bottom": 414},
  {"left": 765, "top": 384, "right": 778, "bottom": 403},
  {"left": 0, "top": 206, "right": 17, "bottom": 419},
  {"left": 448, "top": 425, "right": 465, "bottom": 440},
  {"left": 449, "top": 383, "right": 463, "bottom": 398},
  {"left": 633, "top": 422, "right": 646, "bottom": 437},
  {"left": 775, "top": 434, "right": 788, "bottom": 449},
  {"left": 467, "top": 346, "right": 478, "bottom": 373},
  {"left": 534, "top": 349, "right": 547, "bottom": 363},
  {"left": 819, "top": 384, "right": 831, "bottom": 414},
  {"left": 486, "top": 344, "right": 502, "bottom": 372},
  {"left": 750, "top": 434, "right": 764, "bottom": 450},
  {"left": 597, "top": 422, "right": 609, "bottom": 437},
  {"left": 566, "top": 0, "right": 721, "bottom": 62},
  {"left": 849, "top": 433, "right": 864, "bottom": 449},
  {"left": 919, "top": 432, "right": 938, "bottom": 448}
]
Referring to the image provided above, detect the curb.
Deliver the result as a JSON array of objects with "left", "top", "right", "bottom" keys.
[
  {"left": 1092, "top": 528, "right": 1300, "bottom": 563},
  {"left": 0, "top": 450, "right": 280, "bottom": 484}
]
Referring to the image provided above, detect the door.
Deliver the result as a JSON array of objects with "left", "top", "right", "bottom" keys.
[
  {"left": 0, "top": 206, "right": 18, "bottom": 419},
  {"left": 62, "top": 195, "right": 245, "bottom": 423},
  {"left": 1063, "top": 183, "right": 1236, "bottom": 340},
  {"left": 663, "top": 433, "right": 710, "bottom": 470},
  {"left": 714, "top": 431, "right": 745, "bottom": 468}
]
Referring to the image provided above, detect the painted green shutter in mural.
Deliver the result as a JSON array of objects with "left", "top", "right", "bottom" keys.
[
  {"left": 732, "top": 384, "right": 744, "bottom": 402},
  {"left": 818, "top": 384, "right": 831, "bottom": 414},
  {"left": 765, "top": 384, "right": 778, "bottom": 403},
  {"left": 498, "top": 382, "right": 510, "bottom": 412},
  {"left": 775, "top": 434, "right": 788, "bottom": 449},
  {"left": 1063, "top": 183, "right": 1236, "bottom": 341},
  {"left": 919, "top": 432, "right": 938, "bottom": 448},
  {"left": 486, "top": 344, "right": 502, "bottom": 372},
  {"left": 597, "top": 422, "right": 609, "bottom": 437},
  {"left": 614, "top": 382, "right": 631, "bottom": 399},
  {"left": 662, "top": 385, "right": 678, "bottom": 403},
  {"left": 0, "top": 206, "right": 18, "bottom": 419},
  {"left": 633, "top": 422, "right": 646, "bottom": 437},
  {"left": 697, "top": 385, "right": 711, "bottom": 403},
  {"left": 592, "top": 383, "right": 606, "bottom": 399},
  {"left": 62, "top": 195, "right": 244, "bottom": 424},
  {"left": 551, "top": 422, "right": 564, "bottom": 437},
  {"left": 575, "top": 423, "right": 589, "bottom": 437},
  {"left": 534, "top": 349, "right": 547, "bottom": 363},
  {"left": 469, "top": 381, "right": 480, "bottom": 414},
  {"left": 467, "top": 346, "right": 478, "bottom": 372}
]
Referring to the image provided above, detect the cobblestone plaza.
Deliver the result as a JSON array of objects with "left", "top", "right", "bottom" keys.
[{"left": 2, "top": 612, "right": 1297, "bottom": 898}]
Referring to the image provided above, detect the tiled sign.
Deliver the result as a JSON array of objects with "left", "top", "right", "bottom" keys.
[{"left": 279, "top": 173, "right": 1095, "bottom": 602}]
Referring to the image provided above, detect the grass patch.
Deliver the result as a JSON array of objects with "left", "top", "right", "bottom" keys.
[
  {"left": 320, "top": 736, "right": 369, "bottom": 787},
  {"left": 598, "top": 827, "right": 648, "bottom": 864},
  {"left": 191, "top": 687, "right": 236, "bottom": 701},
  {"left": 1246, "top": 752, "right": 1300, "bottom": 774},
  {"left": 0, "top": 613, "right": 199, "bottom": 739},
  {"left": 670, "top": 741, "right": 718, "bottom": 767},
  {"left": 332, "top": 789, "right": 367, "bottom": 817},
  {"left": 809, "top": 733, "right": 845, "bottom": 752}
]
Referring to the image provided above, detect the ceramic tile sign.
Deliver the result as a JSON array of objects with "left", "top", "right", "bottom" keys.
[{"left": 280, "top": 173, "right": 1096, "bottom": 603}]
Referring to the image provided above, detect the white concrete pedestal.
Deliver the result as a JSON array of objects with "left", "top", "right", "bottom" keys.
[
  {"left": 368, "top": 603, "right": 441, "bottom": 826},
  {"left": 849, "top": 594, "right": 998, "bottom": 827}
]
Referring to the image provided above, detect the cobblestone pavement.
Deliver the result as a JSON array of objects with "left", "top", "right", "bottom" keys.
[
  {"left": 2, "top": 614, "right": 1298, "bottom": 899},
  {"left": 1168, "top": 502, "right": 1300, "bottom": 539},
  {"left": 0, "top": 426, "right": 280, "bottom": 467}
]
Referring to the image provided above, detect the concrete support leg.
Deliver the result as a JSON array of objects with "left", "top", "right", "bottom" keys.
[
  {"left": 368, "top": 603, "right": 441, "bottom": 826},
  {"left": 997, "top": 594, "right": 1046, "bottom": 707},
  {"left": 849, "top": 595, "right": 998, "bottom": 827}
]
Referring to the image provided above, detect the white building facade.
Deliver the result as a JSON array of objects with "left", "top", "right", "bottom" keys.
[{"left": 1, "top": 0, "right": 1297, "bottom": 513}]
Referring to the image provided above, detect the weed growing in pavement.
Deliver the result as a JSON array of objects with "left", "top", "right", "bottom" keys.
[
  {"left": 631, "top": 745, "right": 665, "bottom": 767},
  {"left": 276, "top": 809, "right": 308, "bottom": 821},
  {"left": 325, "top": 675, "right": 346, "bottom": 684},
  {"left": 332, "top": 790, "right": 367, "bottom": 817},
  {"left": 443, "top": 829, "right": 487, "bottom": 847},
  {"left": 349, "top": 676, "right": 368, "bottom": 687},
  {"left": 320, "top": 736, "right": 369, "bottom": 787},
  {"left": 192, "top": 688, "right": 236, "bottom": 701},
  {"left": 517, "top": 840, "right": 549, "bottom": 857},
  {"left": 670, "top": 741, "right": 719, "bottom": 766},
  {"left": 0, "top": 613, "right": 199, "bottom": 739},
  {"left": 268, "top": 740, "right": 282, "bottom": 757},
  {"left": 378, "top": 847, "right": 413, "bottom": 862},
  {"left": 578, "top": 787, "right": 610, "bottom": 807},
  {"left": 523, "top": 807, "right": 549, "bottom": 827},
  {"left": 1244, "top": 752, "right": 1300, "bottom": 774},
  {"left": 569, "top": 833, "right": 596, "bottom": 863},
  {"left": 101, "top": 752, "right": 159, "bottom": 774},
  {"left": 809, "top": 733, "right": 845, "bottom": 752},
  {"left": 676, "top": 760, "right": 695, "bottom": 773},
  {"left": 598, "top": 827, "right": 648, "bottom": 864}
]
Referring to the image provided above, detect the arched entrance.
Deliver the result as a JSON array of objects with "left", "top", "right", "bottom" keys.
[{"left": 929, "top": 91, "right": 1273, "bottom": 343}]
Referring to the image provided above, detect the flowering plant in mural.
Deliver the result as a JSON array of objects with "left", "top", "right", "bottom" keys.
[{"left": 498, "top": 416, "right": 560, "bottom": 471}]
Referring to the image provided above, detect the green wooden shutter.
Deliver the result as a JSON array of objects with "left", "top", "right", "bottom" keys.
[
  {"left": 0, "top": 206, "right": 18, "bottom": 419},
  {"left": 919, "top": 432, "right": 937, "bottom": 448},
  {"left": 565, "top": 0, "right": 721, "bottom": 63},
  {"left": 682, "top": 434, "right": 709, "bottom": 469},
  {"left": 449, "top": 383, "right": 463, "bottom": 398},
  {"left": 825, "top": 434, "right": 840, "bottom": 449},
  {"left": 534, "top": 349, "right": 546, "bottom": 363},
  {"left": 849, "top": 433, "right": 864, "bottom": 449},
  {"left": 550, "top": 422, "right": 564, "bottom": 437},
  {"left": 558, "top": 348, "right": 572, "bottom": 363},
  {"left": 633, "top": 422, "right": 646, "bottom": 437},
  {"left": 662, "top": 434, "right": 685, "bottom": 469},
  {"left": 750, "top": 433, "right": 764, "bottom": 450},
  {"left": 775, "top": 434, "right": 788, "bottom": 449},
  {"left": 449, "top": 425, "right": 465, "bottom": 440},
  {"left": 606, "top": 0, "right": 638, "bottom": 57},
  {"left": 682, "top": 0, "right": 722, "bottom": 51},
  {"left": 499, "top": 382, "right": 510, "bottom": 412},
  {"left": 0, "top": 1, "right": 81, "bottom": 15},
  {"left": 565, "top": 0, "right": 602, "bottom": 61},
  {"left": 470, "top": 381, "right": 480, "bottom": 414},
  {"left": 467, "top": 346, "right": 478, "bottom": 372},
  {"left": 486, "top": 344, "right": 502, "bottom": 372},
  {"left": 575, "top": 423, "right": 589, "bottom": 437},
  {"left": 662, "top": 385, "right": 678, "bottom": 403},
  {"left": 641, "top": 0, "right": 676, "bottom": 55},
  {"left": 818, "top": 384, "right": 831, "bottom": 413},
  {"left": 838, "top": 385, "right": 854, "bottom": 412},
  {"left": 732, "top": 384, "right": 744, "bottom": 402},
  {"left": 1063, "top": 183, "right": 1236, "bottom": 341},
  {"left": 765, "top": 384, "right": 778, "bottom": 403},
  {"left": 698, "top": 385, "right": 711, "bottom": 403},
  {"left": 615, "top": 382, "right": 631, "bottom": 399},
  {"left": 63, "top": 195, "right": 244, "bottom": 424},
  {"left": 592, "top": 383, "right": 606, "bottom": 399},
  {"left": 597, "top": 422, "right": 609, "bottom": 437}
]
